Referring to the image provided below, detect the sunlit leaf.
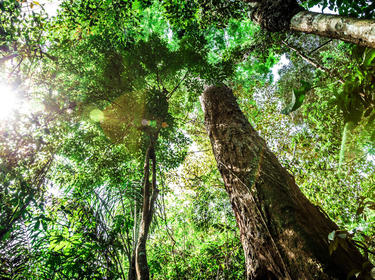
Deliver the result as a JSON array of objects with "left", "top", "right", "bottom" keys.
[{"left": 281, "top": 81, "right": 311, "bottom": 114}]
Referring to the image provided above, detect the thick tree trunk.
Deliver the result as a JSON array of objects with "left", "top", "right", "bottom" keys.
[
  {"left": 247, "top": 0, "right": 375, "bottom": 48},
  {"left": 201, "top": 86, "right": 368, "bottom": 279}
]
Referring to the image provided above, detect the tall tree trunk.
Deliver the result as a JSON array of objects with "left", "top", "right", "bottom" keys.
[
  {"left": 135, "top": 139, "right": 159, "bottom": 280},
  {"left": 201, "top": 85, "right": 368, "bottom": 279},
  {"left": 128, "top": 193, "right": 140, "bottom": 280},
  {"left": 128, "top": 251, "right": 137, "bottom": 280},
  {"left": 247, "top": 0, "right": 375, "bottom": 48}
]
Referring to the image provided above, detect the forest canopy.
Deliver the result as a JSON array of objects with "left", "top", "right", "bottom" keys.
[{"left": 1, "top": 0, "right": 375, "bottom": 279}]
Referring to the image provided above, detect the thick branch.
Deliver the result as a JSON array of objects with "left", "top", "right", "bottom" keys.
[
  {"left": 291, "top": 11, "right": 375, "bottom": 49},
  {"left": 243, "top": 0, "right": 375, "bottom": 48}
]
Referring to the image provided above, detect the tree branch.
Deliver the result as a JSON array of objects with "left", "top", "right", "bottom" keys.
[
  {"left": 308, "top": 39, "right": 332, "bottom": 55},
  {"left": 0, "top": 53, "right": 19, "bottom": 64},
  {"left": 282, "top": 40, "right": 344, "bottom": 84},
  {"left": 166, "top": 70, "right": 189, "bottom": 100}
]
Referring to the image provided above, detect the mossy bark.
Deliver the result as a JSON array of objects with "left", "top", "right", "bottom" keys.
[{"left": 201, "top": 86, "right": 366, "bottom": 279}]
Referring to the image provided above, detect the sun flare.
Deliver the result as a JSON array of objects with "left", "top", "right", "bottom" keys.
[{"left": 0, "top": 83, "right": 18, "bottom": 120}]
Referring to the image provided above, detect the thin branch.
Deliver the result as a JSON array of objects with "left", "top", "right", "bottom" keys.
[
  {"left": 8, "top": 57, "right": 24, "bottom": 77},
  {"left": 282, "top": 40, "right": 344, "bottom": 84},
  {"left": 166, "top": 70, "right": 189, "bottom": 99},
  {"left": 39, "top": 49, "right": 58, "bottom": 61},
  {"left": 308, "top": 39, "right": 332, "bottom": 55}
]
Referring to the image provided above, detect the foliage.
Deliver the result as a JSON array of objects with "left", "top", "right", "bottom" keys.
[
  {"left": 160, "top": 0, "right": 251, "bottom": 30},
  {"left": 303, "top": 0, "right": 375, "bottom": 18},
  {"left": 281, "top": 80, "right": 311, "bottom": 114},
  {"left": 1, "top": 0, "right": 375, "bottom": 279},
  {"left": 148, "top": 144, "right": 245, "bottom": 280}
]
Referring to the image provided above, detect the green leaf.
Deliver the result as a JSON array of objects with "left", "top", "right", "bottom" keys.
[
  {"left": 329, "top": 238, "right": 339, "bottom": 255},
  {"left": 347, "top": 269, "right": 361, "bottom": 280},
  {"left": 307, "top": 0, "right": 321, "bottom": 8},
  {"left": 362, "top": 48, "right": 375, "bottom": 67},
  {"left": 42, "top": 220, "right": 47, "bottom": 231},
  {"left": 1, "top": 231, "right": 10, "bottom": 241},
  {"left": 328, "top": 230, "right": 336, "bottom": 241},
  {"left": 52, "top": 242, "right": 66, "bottom": 251},
  {"left": 281, "top": 81, "right": 311, "bottom": 114},
  {"left": 34, "top": 220, "right": 40, "bottom": 230},
  {"left": 149, "top": 120, "right": 157, "bottom": 128}
]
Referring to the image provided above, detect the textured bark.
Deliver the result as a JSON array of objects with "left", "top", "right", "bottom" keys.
[
  {"left": 246, "top": 0, "right": 375, "bottom": 48},
  {"left": 290, "top": 11, "right": 375, "bottom": 49},
  {"left": 201, "top": 86, "right": 367, "bottom": 280},
  {"left": 128, "top": 252, "right": 137, "bottom": 280},
  {"left": 248, "top": 0, "right": 304, "bottom": 32}
]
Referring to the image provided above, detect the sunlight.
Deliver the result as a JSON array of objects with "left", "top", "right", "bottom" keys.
[
  {"left": 0, "top": 83, "right": 18, "bottom": 120},
  {"left": 272, "top": 54, "right": 289, "bottom": 83}
]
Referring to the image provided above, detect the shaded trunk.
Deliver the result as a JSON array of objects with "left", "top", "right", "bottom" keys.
[
  {"left": 247, "top": 0, "right": 375, "bottom": 48},
  {"left": 128, "top": 251, "right": 137, "bottom": 280},
  {"left": 201, "top": 86, "right": 368, "bottom": 279},
  {"left": 135, "top": 141, "right": 159, "bottom": 280}
]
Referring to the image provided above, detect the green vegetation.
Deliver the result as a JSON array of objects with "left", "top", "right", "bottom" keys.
[{"left": 1, "top": 0, "right": 375, "bottom": 279}]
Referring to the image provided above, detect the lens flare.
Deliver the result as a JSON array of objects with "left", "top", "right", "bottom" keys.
[{"left": 0, "top": 84, "right": 18, "bottom": 120}]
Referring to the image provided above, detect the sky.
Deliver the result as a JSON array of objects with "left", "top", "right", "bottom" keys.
[
  {"left": 40, "top": 1, "right": 339, "bottom": 17},
  {"left": 310, "top": 4, "right": 338, "bottom": 14},
  {"left": 39, "top": 0, "right": 60, "bottom": 17}
]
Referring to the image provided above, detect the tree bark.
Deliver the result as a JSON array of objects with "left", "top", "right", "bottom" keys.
[
  {"left": 128, "top": 250, "right": 137, "bottom": 280},
  {"left": 247, "top": 0, "right": 375, "bottom": 48},
  {"left": 201, "top": 85, "right": 368, "bottom": 279},
  {"left": 290, "top": 11, "right": 375, "bottom": 49},
  {"left": 135, "top": 140, "right": 159, "bottom": 280}
]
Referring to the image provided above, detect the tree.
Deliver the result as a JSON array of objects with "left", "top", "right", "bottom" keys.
[
  {"left": 244, "top": 0, "right": 375, "bottom": 48},
  {"left": 35, "top": 4, "right": 208, "bottom": 276},
  {"left": 201, "top": 85, "right": 371, "bottom": 279},
  {"left": 2, "top": 0, "right": 375, "bottom": 279},
  {"left": 160, "top": 0, "right": 375, "bottom": 48}
]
